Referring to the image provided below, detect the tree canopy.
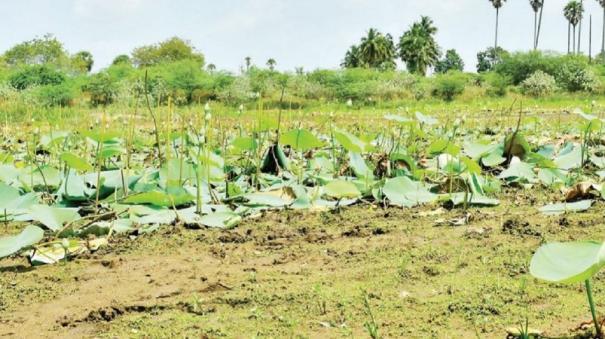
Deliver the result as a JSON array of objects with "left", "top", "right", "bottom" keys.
[{"left": 132, "top": 37, "right": 205, "bottom": 68}]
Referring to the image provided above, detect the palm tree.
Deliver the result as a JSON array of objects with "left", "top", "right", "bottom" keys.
[
  {"left": 564, "top": 1, "right": 584, "bottom": 54},
  {"left": 398, "top": 16, "right": 441, "bottom": 76},
  {"left": 207, "top": 63, "right": 216, "bottom": 72},
  {"left": 489, "top": 0, "right": 507, "bottom": 49},
  {"left": 244, "top": 56, "right": 252, "bottom": 72},
  {"left": 358, "top": 28, "right": 396, "bottom": 69},
  {"left": 529, "top": 0, "right": 544, "bottom": 49},
  {"left": 598, "top": 0, "right": 605, "bottom": 58},
  {"left": 266, "top": 58, "right": 276, "bottom": 71},
  {"left": 342, "top": 45, "right": 362, "bottom": 68}
]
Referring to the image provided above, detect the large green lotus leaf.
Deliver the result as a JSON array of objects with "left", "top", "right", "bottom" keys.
[
  {"left": 124, "top": 188, "right": 194, "bottom": 208},
  {"left": 160, "top": 158, "right": 196, "bottom": 187},
  {"left": 29, "top": 205, "right": 81, "bottom": 231},
  {"left": 231, "top": 136, "right": 257, "bottom": 152},
  {"left": 530, "top": 241, "right": 605, "bottom": 283},
  {"left": 482, "top": 148, "right": 506, "bottom": 167},
  {"left": 555, "top": 146, "right": 582, "bottom": 170},
  {"left": 323, "top": 180, "right": 361, "bottom": 199},
  {"left": 498, "top": 162, "right": 536, "bottom": 182},
  {"left": 0, "top": 225, "right": 44, "bottom": 258},
  {"left": 383, "top": 177, "right": 437, "bottom": 207},
  {"left": 463, "top": 141, "right": 497, "bottom": 160},
  {"left": 280, "top": 129, "right": 324, "bottom": 151},
  {"left": 333, "top": 129, "right": 368, "bottom": 154},
  {"left": 60, "top": 152, "right": 93, "bottom": 172},
  {"left": 415, "top": 112, "right": 438, "bottom": 125},
  {"left": 58, "top": 172, "right": 91, "bottom": 201},
  {"left": 429, "top": 139, "right": 460, "bottom": 156},
  {"left": 244, "top": 189, "right": 294, "bottom": 207},
  {"left": 539, "top": 200, "right": 593, "bottom": 215},
  {"left": 83, "top": 130, "right": 120, "bottom": 143},
  {"left": 0, "top": 183, "right": 20, "bottom": 207},
  {"left": 20, "top": 166, "right": 62, "bottom": 190},
  {"left": 348, "top": 152, "right": 374, "bottom": 180},
  {"left": 200, "top": 212, "right": 242, "bottom": 229},
  {"left": 310, "top": 155, "right": 335, "bottom": 174},
  {"left": 0, "top": 165, "right": 20, "bottom": 184},
  {"left": 0, "top": 193, "right": 38, "bottom": 217},
  {"left": 384, "top": 114, "right": 412, "bottom": 124},
  {"left": 98, "top": 144, "right": 125, "bottom": 160},
  {"left": 538, "top": 168, "right": 567, "bottom": 187},
  {"left": 447, "top": 193, "right": 499, "bottom": 207}
]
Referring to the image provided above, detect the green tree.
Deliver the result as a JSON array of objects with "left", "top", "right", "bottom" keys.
[
  {"left": 207, "top": 63, "right": 216, "bottom": 72},
  {"left": 398, "top": 16, "right": 441, "bottom": 76},
  {"left": 112, "top": 54, "right": 131, "bottom": 66},
  {"left": 564, "top": 1, "right": 584, "bottom": 54},
  {"left": 489, "top": 1, "right": 507, "bottom": 49},
  {"left": 266, "top": 58, "right": 277, "bottom": 71},
  {"left": 71, "top": 51, "right": 94, "bottom": 73},
  {"left": 3, "top": 34, "right": 69, "bottom": 67},
  {"left": 9, "top": 65, "right": 66, "bottom": 90},
  {"left": 434, "top": 49, "right": 465, "bottom": 73},
  {"left": 476, "top": 47, "right": 508, "bottom": 72},
  {"left": 358, "top": 28, "right": 396, "bottom": 70},
  {"left": 132, "top": 37, "right": 204, "bottom": 67},
  {"left": 342, "top": 45, "right": 362, "bottom": 68}
]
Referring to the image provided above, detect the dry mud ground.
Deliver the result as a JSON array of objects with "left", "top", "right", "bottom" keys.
[{"left": 1, "top": 188, "right": 605, "bottom": 338}]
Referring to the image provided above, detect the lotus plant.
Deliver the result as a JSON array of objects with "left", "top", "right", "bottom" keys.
[{"left": 530, "top": 241, "right": 605, "bottom": 337}]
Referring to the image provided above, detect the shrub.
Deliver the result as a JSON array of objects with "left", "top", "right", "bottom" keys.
[
  {"left": 432, "top": 72, "right": 466, "bottom": 101},
  {"left": 521, "top": 71, "right": 557, "bottom": 97},
  {"left": 83, "top": 72, "right": 119, "bottom": 106},
  {"left": 483, "top": 72, "right": 511, "bottom": 97},
  {"left": 35, "top": 83, "right": 77, "bottom": 107},
  {"left": 9, "top": 65, "right": 66, "bottom": 90},
  {"left": 555, "top": 59, "right": 598, "bottom": 92}
]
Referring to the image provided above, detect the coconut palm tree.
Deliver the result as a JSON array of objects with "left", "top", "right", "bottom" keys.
[
  {"left": 342, "top": 45, "right": 362, "bottom": 68},
  {"left": 489, "top": 0, "right": 507, "bottom": 49},
  {"left": 266, "top": 58, "right": 276, "bottom": 71},
  {"left": 358, "top": 28, "right": 397, "bottom": 69},
  {"left": 564, "top": 1, "right": 584, "bottom": 54},
  {"left": 398, "top": 16, "right": 441, "bottom": 76},
  {"left": 598, "top": 0, "right": 605, "bottom": 58},
  {"left": 529, "top": 0, "right": 544, "bottom": 49}
]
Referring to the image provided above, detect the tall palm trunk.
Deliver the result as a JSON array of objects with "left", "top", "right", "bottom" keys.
[
  {"left": 568, "top": 22, "right": 571, "bottom": 54},
  {"left": 578, "top": 1, "right": 583, "bottom": 54},
  {"left": 495, "top": 8, "right": 500, "bottom": 49},
  {"left": 573, "top": 25, "right": 577, "bottom": 54},
  {"left": 536, "top": 2, "right": 545, "bottom": 49},
  {"left": 533, "top": 12, "right": 538, "bottom": 50},
  {"left": 602, "top": 6, "right": 605, "bottom": 60}
]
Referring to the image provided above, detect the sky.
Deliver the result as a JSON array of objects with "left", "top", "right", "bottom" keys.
[{"left": 0, "top": 0, "right": 604, "bottom": 73}]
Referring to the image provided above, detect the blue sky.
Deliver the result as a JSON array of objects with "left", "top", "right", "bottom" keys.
[{"left": 1, "top": 0, "right": 604, "bottom": 72}]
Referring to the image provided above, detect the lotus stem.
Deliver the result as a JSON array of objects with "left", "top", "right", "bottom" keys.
[{"left": 586, "top": 279, "right": 602, "bottom": 338}]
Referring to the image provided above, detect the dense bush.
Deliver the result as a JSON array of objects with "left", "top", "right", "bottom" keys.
[
  {"left": 9, "top": 65, "right": 66, "bottom": 90},
  {"left": 35, "top": 83, "right": 77, "bottom": 107},
  {"left": 432, "top": 72, "right": 467, "bottom": 101},
  {"left": 83, "top": 72, "right": 119, "bottom": 106},
  {"left": 521, "top": 71, "right": 557, "bottom": 97},
  {"left": 555, "top": 59, "right": 598, "bottom": 92},
  {"left": 483, "top": 72, "right": 511, "bottom": 97}
]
